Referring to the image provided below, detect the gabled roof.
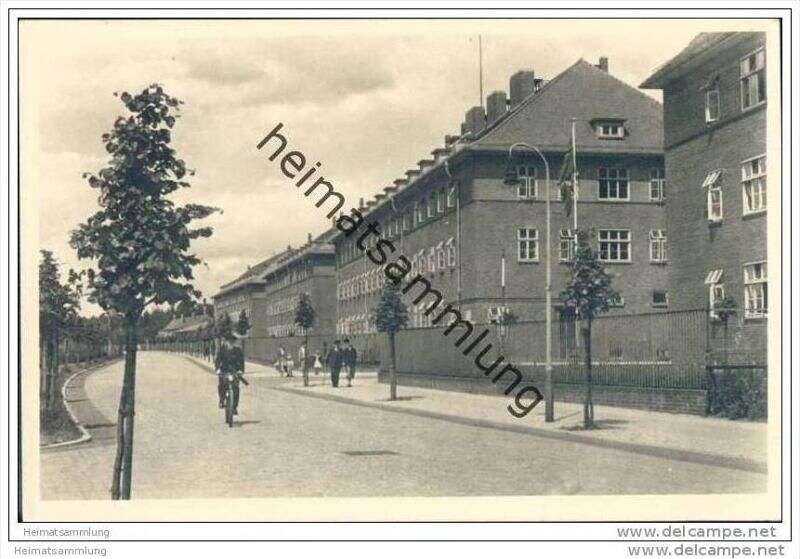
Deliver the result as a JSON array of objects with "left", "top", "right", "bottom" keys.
[
  {"left": 471, "top": 59, "right": 663, "bottom": 154},
  {"left": 640, "top": 32, "right": 740, "bottom": 89}
]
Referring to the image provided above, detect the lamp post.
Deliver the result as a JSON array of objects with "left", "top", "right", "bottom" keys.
[{"left": 503, "top": 142, "right": 554, "bottom": 422}]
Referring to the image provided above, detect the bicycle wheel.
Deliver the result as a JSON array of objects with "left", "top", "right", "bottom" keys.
[{"left": 225, "top": 387, "right": 234, "bottom": 427}]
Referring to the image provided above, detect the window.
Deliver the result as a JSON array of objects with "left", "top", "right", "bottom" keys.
[
  {"left": 447, "top": 185, "right": 457, "bottom": 208},
  {"left": 516, "top": 166, "right": 537, "bottom": 199},
  {"left": 559, "top": 229, "right": 576, "bottom": 262},
  {"left": 427, "top": 247, "right": 436, "bottom": 272},
  {"left": 705, "top": 269, "right": 725, "bottom": 315},
  {"left": 703, "top": 170, "right": 723, "bottom": 222},
  {"left": 517, "top": 228, "right": 539, "bottom": 262},
  {"left": 415, "top": 202, "right": 424, "bottom": 224},
  {"left": 744, "top": 261, "right": 767, "bottom": 318},
  {"left": 652, "top": 291, "right": 669, "bottom": 308},
  {"left": 427, "top": 196, "right": 435, "bottom": 219},
  {"left": 742, "top": 155, "right": 767, "bottom": 214},
  {"left": 608, "top": 294, "right": 625, "bottom": 308},
  {"left": 437, "top": 189, "right": 446, "bottom": 213},
  {"left": 650, "top": 168, "right": 665, "bottom": 201},
  {"left": 649, "top": 230, "right": 667, "bottom": 263},
  {"left": 595, "top": 122, "right": 625, "bottom": 139},
  {"left": 436, "top": 242, "right": 446, "bottom": 270},
  {"left": 598, "top": 230, "right": 631, "bottom": 262},
  {"left": 446, "top": 238, "right": 457, "bottom": 267},
  {"left": 598, "top": 167, "right": 629, "bottom": 200},
  {"left": 417, "top": 250, "right": 427, "bottom": 275},
  {"left": 740, "top": 48, "right": 766, "bottom": 110},
  {"left": 705, "top": 88, "right": 720, "bottom": 122},
  {"left": 403, "top": 211, "right": 411, "bottom": 232}
]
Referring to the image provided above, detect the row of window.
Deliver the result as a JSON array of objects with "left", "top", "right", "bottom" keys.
[
  {"left": 704, "top": 155, "right": 767, "bottom": 221},
  {"left": 515, "top": 166, "right": 666, "bottom": 202},
  {"left": 266, "top": 295, "right": 301, "bottom": 317},
  {"left": 704, "top": 47, "right": 766, "bottom": 123},
  {"left": 337, "top": 315, "right": 375, "bottom": 335},
  {"left": 706, "top": 261, "right": 768, "bottom": 318},
  {"left": 338, "top": 266, "right": 388, "bottom": 302},
  {"left": 517, "top": 228, "right": 668, "bottom": 264},
  {"left": 266, "top": 324, "right": 309, "bottom": 338},
  {"left": 337, "top": 187, "right": 457, "bottom": 266}
]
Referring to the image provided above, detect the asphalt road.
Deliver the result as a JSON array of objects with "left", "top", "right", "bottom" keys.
[{"left": 40, "top": 351, "right": 766, "bottom": 500}]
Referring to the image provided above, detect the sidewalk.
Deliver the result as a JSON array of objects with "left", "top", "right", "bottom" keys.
[{"left": 182, "top": 353, "right": 766, "bottom": 474}]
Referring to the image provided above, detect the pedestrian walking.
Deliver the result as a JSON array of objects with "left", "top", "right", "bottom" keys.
[
  {"left": 343, "top": 338, "right": 357, "bottom": 387},
  {"left": 286, "top": 354, "right": 295, "bottom": 377},
  {"left": 328, "top": 340, "right": 342, "bottom": 388},
  {"left": 278, "top": 346, "right": 287, "bottom": 376}
]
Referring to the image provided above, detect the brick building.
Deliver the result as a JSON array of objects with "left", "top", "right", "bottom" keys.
[
  {"left": 333, "top": 58, "right": 668, "bottom": 345},
  {"left": 641, "top": 32, "right": 768, "bottom": 363},
  {"left": 212, "top": 236, "right": 337, "bottom": 363}
]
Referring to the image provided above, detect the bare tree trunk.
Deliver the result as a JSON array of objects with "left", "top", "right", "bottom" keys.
[
  {"left": 111, "top": 315, "right": 138, "bottom": 500},
  {"left": 583, "top": 319, "right": 594, "bottom": 429},
  {"left": 389, "top": 331, "right": 397, "bottom": 401},
  {"left": 303, "top": 333, "right": 309, "bottom": 387}
]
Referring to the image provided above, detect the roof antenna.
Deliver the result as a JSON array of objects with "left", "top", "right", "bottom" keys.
[{"left": 478, "top": 34, "right": 484, "bottom": 109}]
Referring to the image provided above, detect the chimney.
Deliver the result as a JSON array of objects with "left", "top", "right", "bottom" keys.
[
  {"left": 463, "top": 105, "right": 486, "bottom": 135},
  {"left": 486, "top": 90, "right": 508, "bottom": 125},
  {"left": 406, "top": 169, "right": 421, "bottom": 182},
  {"left": 431, "top": 147, "right": 450, "bottom": 162},
  {"left": 358, "top": 197, "right": 365, "bottom": 209},
  {"left": 509, "top": 69, "right": 536, "bottom": 107},
  {"left": 393, "top": 178, "right": 408, "bottom": 188},
  {"left": 418, "top": 158, "right": 434, "bottom": 172},
  {"left": 307, "top": 233, "right": 312, "bottom": 243},
  {"left": 598, "top": 57, "right": 609, "bottom": 73},
  {"left": 444, "top": 134, "right": 460, "bottom": 146}
]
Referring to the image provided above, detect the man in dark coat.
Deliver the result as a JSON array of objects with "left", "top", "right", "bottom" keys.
[
  {"left": 327, "top": 340, "right": 342, "bottom": 388},
  {"left": 343, "top": 338, "right": 357, "bottom": 387},
  {"left": 215, "top": 336, "right": 248, "bottom": 413}
]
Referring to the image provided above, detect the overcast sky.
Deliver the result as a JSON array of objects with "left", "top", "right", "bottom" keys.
[{"left": 22, "top": 19, "right": 751, "bottom": 315}]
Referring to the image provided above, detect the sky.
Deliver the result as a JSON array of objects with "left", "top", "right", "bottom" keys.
[{"left": 21, "top": 18, "right": 747, "bottom": 316}]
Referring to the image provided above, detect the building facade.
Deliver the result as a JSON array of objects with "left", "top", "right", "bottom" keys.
[
  {"left": 641, "top": 32, "right": 768, "bottom": 363},
  {"left": 333, "top": 58, "right": 668, "bottom": 342}
]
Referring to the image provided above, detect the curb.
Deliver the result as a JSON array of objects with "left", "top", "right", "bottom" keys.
[
  {"left": 41, "top": 359, "right": 120, "bottom": 450},
  {"left": 179, "top": 354, "right": 766, "bottom": 475},
  {"left": 271, "top": 384, "right": 767, "bottom": 475}
]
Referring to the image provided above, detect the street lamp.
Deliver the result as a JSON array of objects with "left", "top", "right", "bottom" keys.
[{"left": 503, "top": 142, "right": 555, "bottom": 423}]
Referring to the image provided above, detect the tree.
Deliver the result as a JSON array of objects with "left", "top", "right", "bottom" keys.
[
  {"left": 559, "top": 230, "right": 619, "bottom": 429},
  {"left": 214, "top": 313, "right": 233, "bottom": 341},
  {"left": 372, "top": 282, "right": 409, "bottom": 401},
  {"left": 294, "top": 293, "right": 316, "bottom": 387},
  {"left": 235, "top": 309, "right": 251, "bottom": 371},
  {"left": 38, "top": 250, "right": 82, "bottom": 410},
  {"left": 69, "top": 84, "right": 219, "bottom": 500}
]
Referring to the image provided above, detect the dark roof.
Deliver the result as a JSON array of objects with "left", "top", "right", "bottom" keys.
[
  {"left": 472, "top": 59, "right": 663, "bottom": 154},
  {"left": 159, "top": 314, "right": 213, "bottom": 337},
  {"left": 640, "top": 33, "right": 738, "bottom": 89}
]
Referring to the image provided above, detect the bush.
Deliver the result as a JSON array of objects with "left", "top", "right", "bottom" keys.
[{"left": 706, "top": 368, "right": 767, "bottom": 420}]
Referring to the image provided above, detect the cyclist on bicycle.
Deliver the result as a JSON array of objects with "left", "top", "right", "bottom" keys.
[{"left": 215, "top": 335, "right": 248, "bottom": 414}]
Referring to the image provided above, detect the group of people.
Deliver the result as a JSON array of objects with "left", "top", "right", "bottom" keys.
[{"left": 276, "top": 339, "right": 358, "bottom": 388}]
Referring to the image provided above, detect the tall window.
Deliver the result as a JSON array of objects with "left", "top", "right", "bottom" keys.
[
  {"left": 446, "top": 238, "right": 457, "bottom": 267},
  {"left": 428, "top": 247, "right": 436, "bottom": 272},
  {"left": 415, "top": 201, "right": 424, "bottom": 224},
  {"left": 649, "top": 230, "right": 667, "bottom": 263},
  {"left": 517, "top": 228, "right": 539, "bottom": 262},
  {"left": 742, "top": 155, "right": 767, "bottom": 214},
  {"left": 436, "top": 242, "right": 446, "bottom": 269},
  {"left": 598, "top": 229, "right": 631, "bottom": 262},
  {"left": 703, "top": 169, "right": 723, "bottom": 222},
  {"left": 705, "top": 269, "right": 724, "bottom": 316},
  {"left": 516, "top": 166, "right": 537, "bottom": 199},
  {"left": 650, "top": 168, "right": 666, "bottom": 201},
  {"left": 559, "top": 229, "right": 575, "bottom": 262},
  {"left": 427, "top": 196, "right": 435, "bottom": 218},
  {"left": 741, "top": 48, "right": 766, "bottom": 110},
  {"left": 447, "top": 185, "right": 457, "bottom": 208},
  {"left": 598, "top": 167, "right": 629, "bottom": 200},
  {"left": 705, "top": 87, "right": 720, "bottom": 122},
  {"left": 744, "top": 261, "right": 767, "bottom": 318},
  {"left": 403, "top": 211, "right": 411, "bottom": 232},
  {"left": 437, "top": 189, "right": 446, "bottom": 213}
]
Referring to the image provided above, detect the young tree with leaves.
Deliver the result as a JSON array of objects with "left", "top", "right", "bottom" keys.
[
  {"left": 70, "top": 84, "right": 219, "bottom": 500},
  {"left": 559, "top": 230, "right": 619, "bottom": 429},
  {"left": 38, "top": 250, "right": 82, "bottom": 410},
  {"left": 372, "top": 282, "right": 409, "bottom": 401},
  {"left": 294, "top": 293, "right": 316, "bottom": 387}
]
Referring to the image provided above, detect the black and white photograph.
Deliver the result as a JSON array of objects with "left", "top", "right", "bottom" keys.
[{"left": 2, "top": 4, "right": 797, "bottom": 557}]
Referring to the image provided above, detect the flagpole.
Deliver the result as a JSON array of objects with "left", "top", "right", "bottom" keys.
[{"left": 571, "top": 118, "right": 578, "bottom": 232}]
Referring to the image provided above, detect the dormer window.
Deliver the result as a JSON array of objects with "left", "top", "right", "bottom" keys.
[{"left": 593, "top": 119, "right": 626, "bottom": 139}]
